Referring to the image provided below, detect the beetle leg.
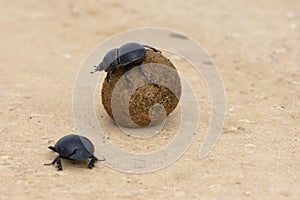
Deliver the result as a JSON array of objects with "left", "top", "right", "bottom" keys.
[
  {"left": 124, "top": 73, "right": 133, "bottom": 89},
  {"left": 56, "top": 156, "right": 63, "bottom": 171},
  {"left": 97, "top": 157, "right": 106, "bottom": 162},
  {"left": 106, "top": 72, "right": 110, "bottom": 82},
  {"left": 123, "top": 67, "right": 134, "bottom": 90},
  {"left": 44, "top": 156, "right": 63, "bottom": 171},
  {"left": 106, "top": 69, "right": 116, "bottom": 83},
  {"left": 143, "top": 45, "right": 161, "bottom": 53},
  {"left": 88, "top": 156, "right": 97, "bottom": 169},
  {"left": 138, "top": 65, "right": 153, "bottom": 83},
  {"left": 44, "top": 156, "right": 58, "bottom": 166}
]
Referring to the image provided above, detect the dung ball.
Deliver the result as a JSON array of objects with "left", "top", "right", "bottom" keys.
[{"left": 101, "top": 49, "right": 181, "bottom": 127}]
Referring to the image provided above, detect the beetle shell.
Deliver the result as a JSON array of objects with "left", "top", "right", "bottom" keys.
[
  {"left": 91, "top": 42, "right": 159, "bottom": 75},
  {"left": 119, "top": 42, "right": 147, "bottom": 66},
  {"left": 54, "top": 134, "right": 95, "bottom": 161}
]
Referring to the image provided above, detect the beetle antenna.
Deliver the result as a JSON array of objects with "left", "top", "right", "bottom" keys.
[
  {"left": 143, "top": 45, "right": 161, "bottom": 53},
  {"left": 90, "top": 63, "right": 104, "bottom": 74},
  {"left": 90, "top": 66, "right": 98, "bottom": 74}
]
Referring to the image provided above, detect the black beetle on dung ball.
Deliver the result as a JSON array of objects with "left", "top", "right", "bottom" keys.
[{"left": 91, "top": 42, "right": 161, "bottom": 88}]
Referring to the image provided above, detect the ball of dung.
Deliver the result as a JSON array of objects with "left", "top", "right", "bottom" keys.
[{"left": 101, "top": 50, "right": 181, "bottom": 127}]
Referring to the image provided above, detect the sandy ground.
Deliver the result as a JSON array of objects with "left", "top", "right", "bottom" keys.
[{"left": 0, "top": 0, "right": 299, "bottom": 199}]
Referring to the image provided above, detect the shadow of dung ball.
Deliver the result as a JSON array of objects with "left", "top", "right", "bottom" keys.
[{"left": 101, "top": 50, "right": 181, "bottom": 127}]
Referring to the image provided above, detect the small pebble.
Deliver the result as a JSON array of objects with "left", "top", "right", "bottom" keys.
[
  {"left": 63, "top": 54, "right": 72, "bottom": 59},
  {"left": 16, "top": 180, "right": 22, "bottom": 185},
  {"left": 1, "top": 155, "right": 10, "bottom": 160},
  {"left": 228, "top": 106, "right": 239, "bottom": 111},
  {"left": 8, "top": 106, "right": 15, "bottom": 111},
  {"left": 244, "top": 191, "right": 251, "bottom": 196},
  {"left": 228, "top": 126, "right": 238, "bottom": 131},
  {"left": 244, "top": 144, "right": 256, "bottom": 147}
]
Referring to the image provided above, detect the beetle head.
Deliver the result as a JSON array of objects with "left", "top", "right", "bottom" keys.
[
  {"left": 90, "top": 63, "right": 105, "bottom": 74},
  {"left": 91, "top": 48, "right": 119, "bottom": 74}
]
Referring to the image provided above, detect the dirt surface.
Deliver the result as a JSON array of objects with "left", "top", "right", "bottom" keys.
[{"left": 0, "top": 0, "right": 299, "bottom": 199}]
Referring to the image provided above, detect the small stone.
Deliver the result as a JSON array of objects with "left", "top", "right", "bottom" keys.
[
  {"left": 8, "top": 106, "right": 15, "bottom": 111},
  {"left": 228, "top": 106, "right": 236, "bottom": 111},
  {"left": 16, "top": 180, "right": 22, "bottom": 185},
  {"left": 237, "top": 126, "right": 246, "bottom": 131},
  {"left": 63, "top": 54, "right": 72, "bottom": 59},
  {"left": 1, "top": 155, "right": 10, "bottom": 160},
  {"left": 244, "top": 144, "right": 256, "bottom": 147},
  {"left": 244, "top": 191, "right": 251, "bottom": 196},
  {"left": 126, "top": 179, "right": 132, "bottom": 183},
  {"left": 228, "top": 126, "right": 238, "bottom": 131}
]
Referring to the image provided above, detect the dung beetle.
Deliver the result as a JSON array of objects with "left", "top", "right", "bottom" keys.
[
  {"left": 91, "top": 42, "right": 161, "bottom": 86},
  {"left": 45, "top": 134, "right": 104, "bottom": 171}
]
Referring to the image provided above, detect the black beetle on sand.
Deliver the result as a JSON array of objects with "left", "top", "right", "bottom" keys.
[{"left": 45, "top": 134, "right": 104, "bottom": 171}]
